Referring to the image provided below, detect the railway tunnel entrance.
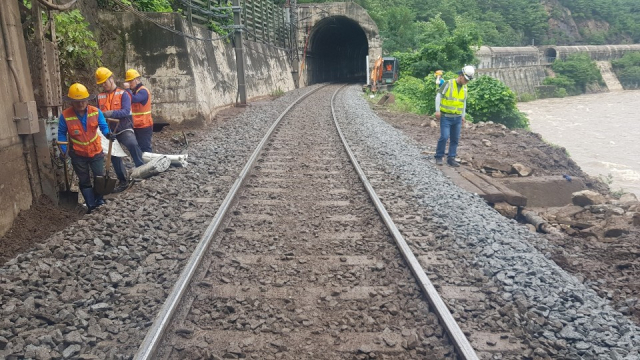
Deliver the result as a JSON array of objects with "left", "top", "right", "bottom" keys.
[{"left": 306, "top": 16, "right": 369, "bottom": 84}]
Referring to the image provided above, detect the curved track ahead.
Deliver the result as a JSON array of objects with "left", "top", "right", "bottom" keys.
[{"left": 135, "top": 84, "right": 477, "bottom": 359}]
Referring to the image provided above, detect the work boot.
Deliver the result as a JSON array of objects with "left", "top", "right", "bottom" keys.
[
  {"left": 94, "top": 191, "right": 105, "bottom": 207},
  {"left": 112, "top": 180, "right": 130, "bottom": 194},
  {"left": 447, "top": 157, "right": 460, "bottom": 167},
  {"left": 435, "top": 157, "right": 443, "bottom": 166},
  {"left": 80, "top": 188, "right": 97, "bottom": 214}
]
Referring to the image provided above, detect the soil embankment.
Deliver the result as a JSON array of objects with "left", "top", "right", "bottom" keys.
[{"left": 372, "top": 103, "right": 640, "bottom": 325}]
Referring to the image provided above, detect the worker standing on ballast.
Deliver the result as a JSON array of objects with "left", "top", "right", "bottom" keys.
[
  {"left": 57, "top": 83, "right": 114, "bottom": 213},
  {"left": 95, "top": 67, "right": 144, "bottom": 193},
  {"left": 434, "top": 65, "right": 475, "bottom": 167},
  {"left": 124, "top": 69, "right": 153, "bottom": 153}
]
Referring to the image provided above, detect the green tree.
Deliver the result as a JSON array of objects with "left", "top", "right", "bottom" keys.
[
  {"left": 466, "top": 76, "right": 529, "bottom": 129},
  {"left": 544, "top": 53, "right": 603, "bottom": 95},
  {"left": 612, "top": 52, "right": 640, "bottom": 89}
]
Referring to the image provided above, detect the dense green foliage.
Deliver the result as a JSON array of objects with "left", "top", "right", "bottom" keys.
[
  {"left": 543, "top": 53, "right": 603, "bottom": 95},
  {"left": 294, "top": 0, "right": 639, "bottom": 49},
  {"left": 557, "top": 0, "right": 640, "bottom": 43},
  {"left": 391, "top": 16, "right": 478, "bottom": 78},
  {"left": 98, "top": 0, "right": 173, "bottom": 12},
  {"left": 466, "top": 76, "right": 529, "bottom": 129},
  {"left": 612, "top": 52, "right": 640, "bottom": 89},
  {"left": 53, "top": 10, "right": 102, "bottom": 87}
]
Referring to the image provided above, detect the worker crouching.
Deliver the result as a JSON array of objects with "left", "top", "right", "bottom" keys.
[
  {"left": 58, "top": 83, "right": 114, "bottom": 213},
  {"left": 124, "top": 69, "right": 154, "bottom": 153}
]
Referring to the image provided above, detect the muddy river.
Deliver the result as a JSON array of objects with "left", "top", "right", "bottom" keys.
[{"left": 518, "top": 90, "right": 640, "bottom": 197}]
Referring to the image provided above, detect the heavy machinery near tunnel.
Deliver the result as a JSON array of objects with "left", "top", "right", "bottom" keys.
[{"left": 369, "top": 56, "right": 399, "bottom": 92}]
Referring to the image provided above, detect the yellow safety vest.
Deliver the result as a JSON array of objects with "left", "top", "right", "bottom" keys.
[{"left": 440, "top": 79, "right": 467, "bottom": 115}]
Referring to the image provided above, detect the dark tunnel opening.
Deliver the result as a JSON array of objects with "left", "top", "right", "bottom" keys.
[{"left": 306, "top": 16, "right": 369, "bottom": 85}]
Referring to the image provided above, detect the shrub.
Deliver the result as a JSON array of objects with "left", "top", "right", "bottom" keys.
[
  {"left": 392, "top": 74, "right": 529, "bottom": 129},
  {"left": 466, "top": 76, "right": 529, "bottom": 129},
  {"left": 53, "top": 10, "right": 102, "bottom": 86},
  {"left": 612, "top": 52, "right": 640, "bottom": 89},
  {"left": 543, "top": 53, "right": 603, "bottom": 95}
]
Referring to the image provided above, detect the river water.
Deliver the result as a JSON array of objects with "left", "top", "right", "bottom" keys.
[{"left": 517, "top": 90, "right": 640, "bottom": 197}]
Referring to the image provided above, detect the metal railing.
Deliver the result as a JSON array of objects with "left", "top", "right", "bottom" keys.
[{"left": 181, "top": 0, "right": 291, "bottom": 49}]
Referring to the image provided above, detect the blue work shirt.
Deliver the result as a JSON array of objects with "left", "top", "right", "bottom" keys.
[
  {"left": 58, "top": 108, "right": 110, "bottom": 155},
  {"left": 129, "top": 83, "right": 149, "bottom": 106}
]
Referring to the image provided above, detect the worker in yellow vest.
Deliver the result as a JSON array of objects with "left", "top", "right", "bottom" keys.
[
  {"left": 434, "top": 65, "right": 475, "bottom": 167},
  {"left": 124, "top": 69, "right": 153, "bottom": 153},
  {"left": 57, "top": 83, "right": 114, "bottom": 213}
]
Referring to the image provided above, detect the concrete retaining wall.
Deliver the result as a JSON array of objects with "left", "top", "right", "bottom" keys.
[
  {"left": 0, "top": 1, "right": 39, "bottom": 236},
  {"left": 99, "top": 12, "right": 295, "bottom": 125},
  {"left": 478, "top": 66, "right": 548, "bottom": 96}
]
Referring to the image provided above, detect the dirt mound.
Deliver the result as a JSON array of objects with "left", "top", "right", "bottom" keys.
[
  {"left": 0, "top": 196, "right": 83, "bottom": 265},
  {"left": 373, "top": 103, "right": 640, "bottom": 325}
]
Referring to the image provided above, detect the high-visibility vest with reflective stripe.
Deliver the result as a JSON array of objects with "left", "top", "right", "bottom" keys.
[
  {"left": 131, "top": 86, "right": 153, "bottom": 129},
  {"left": 440, "top": 79, "right": 467, "bottom": 115},
  {"left": 98, "top": 89, "right": 130, "bottom": 112},
  {"left": 63, "top": 106, "right": 102, "bottom": 158}
]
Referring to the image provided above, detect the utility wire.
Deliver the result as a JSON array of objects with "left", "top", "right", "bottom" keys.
[{"left": 110, "top": 0, "right": 233, "bottom": 42}]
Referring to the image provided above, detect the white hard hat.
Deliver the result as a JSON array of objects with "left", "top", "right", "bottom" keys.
[{"left": 461, "top": 65, "right": 475, "bottom": 80}]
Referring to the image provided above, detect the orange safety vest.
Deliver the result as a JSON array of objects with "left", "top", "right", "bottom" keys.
[
  {"left": 131, "top": 86, "right": 153, "bottom": 129},
  {"left": 63, "top": 106, "right": 102, "bottom": 158},
  {"left": 98, "top": 88, "right": 129, "bottom": 112}
]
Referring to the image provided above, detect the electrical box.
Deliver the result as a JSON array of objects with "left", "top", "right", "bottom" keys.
[{"left": 14, "top": 101, "right": 39, "bottom": 135}]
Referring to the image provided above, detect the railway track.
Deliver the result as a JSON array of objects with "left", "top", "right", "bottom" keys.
[{"left": 134, "top": 84, "right": 476, "bottom": 359}]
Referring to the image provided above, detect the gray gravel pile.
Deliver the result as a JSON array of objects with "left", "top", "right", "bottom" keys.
[
  {"left": 0, "top": 85, "right": 320, "bottom": 360},
  {"left": 335, "top": 86, "right": 640, "bottom": 360}
]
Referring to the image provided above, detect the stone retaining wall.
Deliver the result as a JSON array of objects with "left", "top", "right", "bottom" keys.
[{"left": 99, "top": 12, "right": 295, "bottom": 125}]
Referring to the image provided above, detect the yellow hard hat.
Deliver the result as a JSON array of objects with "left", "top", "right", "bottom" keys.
[
  {"left": 95, "top": 67, "right": 113, "bottom": 84},
  {"left": 63, "top": 83, "right": 95, "bottom": 102},
  {"left": 125, "top": 69, "right": 141, "bottom": 82}
]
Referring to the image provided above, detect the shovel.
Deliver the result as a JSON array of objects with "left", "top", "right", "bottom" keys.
[
  {"left": 95, "top": 119, "right": 119, "bottom": 195},
  {"left": 55, "top": 141, "right": 79, "bottom": 209}
]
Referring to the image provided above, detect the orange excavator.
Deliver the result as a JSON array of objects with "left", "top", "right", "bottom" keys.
[{"left": 370, "top": 56, "right": 399, "bottom": 92}]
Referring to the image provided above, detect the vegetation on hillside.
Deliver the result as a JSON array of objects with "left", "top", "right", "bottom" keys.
[
  {"left": 543, "top": 54, "right": 604, "bottom": 96},
  {"left": 612, "top": 52, "right": 640, "bottom": 89}
]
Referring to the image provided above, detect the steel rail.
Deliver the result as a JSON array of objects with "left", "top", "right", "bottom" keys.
[
  {"left": 134, "top": 85, "right": 328, "bottom": 360},
  {"left": 330, "top": 85, "right": 479, "bottom": 360}
]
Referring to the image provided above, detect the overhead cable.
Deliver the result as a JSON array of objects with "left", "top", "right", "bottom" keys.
[{"left": 110, "top": 0, "right": 233, "bottom": 42}]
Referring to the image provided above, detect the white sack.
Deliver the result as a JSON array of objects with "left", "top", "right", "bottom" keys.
[
  {"left": 142, "top": 152, "right": 188, "bottom": 167},
  {"left": 131, "top": 155, "right": 171, "bottom": 179},
  {"left": 98, "top": 131, "right": 128, "bottom": 158}
]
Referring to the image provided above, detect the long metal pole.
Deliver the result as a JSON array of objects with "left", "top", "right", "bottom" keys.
[
  {"left": 232, "top": 0, "right": 246, "bottom": 105},
  {"left": 290, "top": 0, "right": 299, "bottom": 88}
]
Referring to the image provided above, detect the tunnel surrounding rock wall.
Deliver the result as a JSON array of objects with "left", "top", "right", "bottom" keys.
[
  {"left": 99, "top": 12, "right": 295, "bottom": 125},
  {"left": 297, "top": 2, "right": 381, "bottom": 86}
]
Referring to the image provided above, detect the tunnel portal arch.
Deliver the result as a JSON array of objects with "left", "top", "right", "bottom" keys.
[
  {"left": 297, "top": 2, "right": 381, "bottom": 86},
  {"left": 307, "top": 16, "right": 368, "bottom": 84}
]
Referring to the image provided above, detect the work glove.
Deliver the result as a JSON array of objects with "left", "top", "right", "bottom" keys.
[
  {"left": 103, "top": 110, "right": 114, "bottom": 118},
  {"left": 107, "top": 133, "right": 118, "bottom": 141}
]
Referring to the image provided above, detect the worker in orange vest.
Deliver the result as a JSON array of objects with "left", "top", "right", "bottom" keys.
[
  {"left": 96, "top": 67, "right": 144, "bottom": 193},
  {"left": 124, "top": 69, "right": 153, "bottom": 153},
  {"left": 57, "top": 83, "right": 114, "bottom": 213}
]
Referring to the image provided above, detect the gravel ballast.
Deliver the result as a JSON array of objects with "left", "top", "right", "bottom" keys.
[
  {"left": 334, "top": 85, "right": 640, "bottom": 360},
  {"left": 0, "top": 86, "right": 321, "bottom": 359}
]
